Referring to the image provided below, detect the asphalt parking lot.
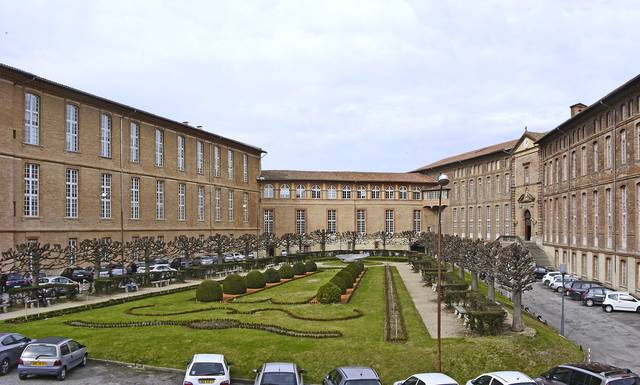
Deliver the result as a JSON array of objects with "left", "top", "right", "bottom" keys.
[{"left": 522, "top": 281, "right": 640, "bottom": 373}]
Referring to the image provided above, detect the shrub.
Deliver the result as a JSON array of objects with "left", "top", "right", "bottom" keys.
[
  {"left": 466, "top": 309, "right": 506, "bottom": 335},
  {"left": 337, "top": 270, "right": 355, "bottom": 287},
  {"left": 330, "top": 275, "right": 348, "bottom": 293},
  {"left": 223, "top": 274, "right": 247, "bottom": 295},
  {"left": 344, "top": 264, "right": 359, "bottom": 278},
  {"left": 264, "top": 268, "right": 281, "bottom": 283},
  {"left": 279, "top": 264, "right": 294, "bottom": 279},
  {"left": 305, "top": 260, "right": 317, "bottom": 272},
  {"left": 196, "top": 279, "right": 223, "bottom": 302},
  {"left": 317, "top": 282, "right": 342, "bottom": 304},
  {"left": 293, "top": 262, "right": 307, "bottom": 275},
  {"left": 245, "top": 270, "right": 266, "bottom": 289}
]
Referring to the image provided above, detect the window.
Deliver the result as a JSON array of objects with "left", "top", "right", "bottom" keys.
[
  {"left": 413, "top": 210, "right": 421, "bottom": 233},
  {"left": 495, "top": 175, "right": 500, "bottom": 195},
  {"left": 486, "top": 206, "right": 491, "bottom": 239},
  {"left": 242, "top": 192, "right": 249, "bottom": 223},
  {"left": 131, "top": 177, "right": 140, "bottom": 220},
  {"left": 24, "top": 93, "right": 40, "bottom": 145},
  {"left": 214, "top": 188, "right": 221, "bottom": 222},
  {"left": 495, "top": 205, "right": 500, "bottom": 238},
  {"left": 460, "top": 208, "right": 465, "bottom": 237},
  {"left": 357, "top": 209, "right": 366, "bottom": 234},
  {"left": 100, "top": 114, "right": 111, "bottom": 158},
  {"left": 295, "top": 184, "right": 306, "bottom": 199},
  {"left": 197, "top": 141, "right": 204, "bottom": 174},
  {"left": 581, "top": 192, "right": 587, "bottom": 246},
  {"left": 571, "top": 194, "right": 576, "bottom": 245},
  {"left": 571, "top": 151, "right": 577, "bottom": 178},
  {"left": 371, "top": 186, "right": 381, "bottom": 199},
  {"left": 65, "top": 169, "right": 78, "bottom": 218},
  {"left": 621, "top": 185, "right": 627, "bottom": 250},
  {"left": 178, "top": 183, "right": 186, "bottom": 221},
  {"left": 620, "top": 259, "right": 628, "bottom": 287},
  {"left": 412, "top": 187, "right": 421, "bottom": 200},
  {"left": 605, "top": 256, "right": 612, "bottom": 282},
  {"left": 581, "top": 146, "right": 587, "bottom": 176},
  {"left": 637, "top": 124, "right": 640, "bottom": 161},
  {"left": 581, "top": 254, "right": 587, "bottom": 276},
  {"left": 263, "top": 184, "right": 274, "bottom": 198},
  {"left": 385, "top": 186, "right": 394, "bottom": 199},
  {"left": 100, "top": 173, "right": 112, "bottom": 219},
  {"left": 593, "top": 141, "right": 599, "bottom": 172},
  {"left": 469, "top": 179, "right": 474, "bottom": 199},
  {"left": 327, "top": 185, "right": 337, "bottom": 199},
  {"left": 327, "top": 209, "right": 337, "bottom": 234},
  {"left": 177, "top": 135, "right": 185, "bottom": 171},
  {"left": 452, "top": 208, "right": 457, "bottom": 235},
  {"left": 263, "top": 209, "right": 274, "bottom": 233},
  {"left": 227, "top": 190, "right": 234, "bottom": 222},
  {"left": 606, "top": 188, "right": 612, "bottom": 248},
  {"left": 385, "top": 209, "right": 395, "bottom": 234},
  {"left": 311, "top": 185, "right": 321, "bottom": 199},
  {"left": 295, "top": 209, "right": 305, "bottom": 234},
  {"left": 504, "top": 173, "right": 510, "bottom": 193},
  {"left": 357, "top": 185, "right": 367, "bottom": 199},
  {"left": 469, "top": 207, "right": 474, "bottom": 237},
  {"left": 476, "top": 206, "right": 482, "bottom": 239},
  {"left": 593, "top": 190, "right": 599, "bottom": 247},
  {"left": 214, "top": 145, "right": 221, "bottom": 177},
  {"left": 280, "top": 184, "right": 290, "bottom": 199},
  {"left": 638, "top": 184, "right": 640, "bottom": 252},
  {"left": 227, "top": 149, "right": 234, "bottom": 179},
  {"left": 605, "top": 136, "right": 612, "bottom": 168},
  {"left": 504, "top": 204, "right": 510, "bottom": 235},
  {"left": 399, "top": 186, "right": 408, "bottom": 200},
  {"left": 65, "top": 104, "right": 79, "bottom": 152},
  {"left": 562, "top": 155, "right": 567, "bottom": 181},
  {"left": 156, "top": 180, "right": 165, "bottom": 220},
  {"left": 593, "top": 255, "right": 599, "bottom": 279},
  {"left": 563, "top": 196, "right": 568, "bottom": 244},
  {"left": 243, "top": 154, "right": 248, "bottom": 183},
  {"left": 621, "top": 129, "right": 627, "bottom": 164},
  {"left": 342, "top": 185, "right": 352, "bottom": 199},
  {"left": 155, "top": 129, "right": 164, "bottom": 167},
  {"left": 524, "top": 164, "right": 530, "bottom": 184},
  {"left": 130, "top": 122, "right": 139, "bottom": 163}
]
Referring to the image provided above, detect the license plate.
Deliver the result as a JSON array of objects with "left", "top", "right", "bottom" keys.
[
  {"left": 199, "top": 380, "right": 214, "bottom": 384},
  {"left": 31, "top": 361, "right": 47, "bottom": 366}
]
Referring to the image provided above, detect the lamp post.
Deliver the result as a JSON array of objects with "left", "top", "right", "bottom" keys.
[
  {"left": 435, "top": 173, "right": 449, "bottom": 372},
  {"left": 559, "top": 263, "right": 566, "bottom": 336}
]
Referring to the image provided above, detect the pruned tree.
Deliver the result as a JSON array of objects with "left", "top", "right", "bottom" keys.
[
  {"left": 279, "top": 233, "right": 297, "bottom": 255},
  {"left": 204, "top": 234, "right": 233, "bottom": 263},
  {"left": 398, "top": 230, "right": 420, "bottom": 251},
  {"left": 236, "top": 233, "right": 258, "bottom": 259},
  {"left": 483, "top": 240, "right": 501, "bottom": 303},
  {"left": 496, "top": 242, "right": 536, "bottom": 332},
  {"left": 168, "top": 235, "right": 203, "bottom": 262},
  {"left": 339, "top": 231, "right": 364, "bottom": 252},
  {"left": 258, "top": 233, "right": 280, "bottom": 257},
  {"left": 76, "top": 238, "right": 122, "bottom": 279},
  {"left": 418, "top": 231, "right": 436, "bottom": 257},
  {"left": 126, "top": 237, "right": 166, "bottom": 284},
  {"left": 465, "top": 239, "right": 487, "bottom": 290},
  {"left": 371, "top": 231, "right": 395, "bottom": 251},
  {"left": 308, "top": 229, "right": 333, "bottom": 255},
  {"left": 293, "top": 232, "right": 310, "bottom": 253},
  {"left": 1, "top": 242, "right": 65, "bottom": 287}
]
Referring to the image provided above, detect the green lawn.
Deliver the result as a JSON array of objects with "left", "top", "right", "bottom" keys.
[
  {"left": 318, "top": 259, "right": 384, "bottom": 267},
  {"left": 1, "top": 266, "right": 581, "bottom": 384}
]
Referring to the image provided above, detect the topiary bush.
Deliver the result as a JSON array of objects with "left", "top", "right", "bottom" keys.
[
  {"left": 317, "top": 282, "right": 342, "bottom": 304},
  {"left": 336, "top": 270, "right": 354, "bottom": 289},
  {"left": 279, "top": 264, "right": 295, "bottom": 279},
  {"left": 344, "top": 264, "right": 359, "bottom": 278},
  {"left": 264, "top": 268, "right": 281, "bottom": 283},
  {"left": 223, "top": 274, "right": 247, "bottom": 295},
  {"left": 305, "top": 260, "right": 317, "bottom": 272},
  {"left": 330, "top": 275, "right": 348, "bottom": 294},
  {"left": 352, "top": 261, "right": 364, "bottom": 274},
  {"left": 196, "top": 279, "right": 223, "bottom": 302},
  {"left": 293, "top": 262, "right": 307, "bottom": 275},
  {"left": 245, "top": 270, "right": 266, "bottom": 289}
]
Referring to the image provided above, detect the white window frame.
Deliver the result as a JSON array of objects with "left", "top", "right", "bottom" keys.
[
  {"left": 214, "top": 145, "right": 221, "bottom": 177},
  {"left": 295, "top": 209, "right": 306, "bottom": 235},
  {"left": 593, "top": 141, "right": 599, "bottom": 172},
  {"left": 155, "top": 180, "right": 165, "bottom": 220},
  {"left": 178, "top": 183, "right": 186, "bottom": 221},
  {"left": 227, "top": 149, "right": 234, "bottom": 180},
  {"left": 100, "top": 173, "right": 112, "bottom": 219},
  {"left": 312, "top": 185, "right": 321, "bottom": 199},
  {"left": 413, "top": 210, "right": 421, "bottom": 233},
  {"left": 155, "top": 129, "right": 164, "bottom": 167},
  {"left": 495, "top": 205, "right": 500, "bottom": 238},
  {"left": 621, "top": 129, "right": 627, "bottom": 164},
  {"left": 621, "top": 185, "right": 627, "bottom": 250},
  {"left": 593, "top": 190, "right": 599, "bottom": 247},
  {"left": 228, "top": 190, "right": 234, "bottom": 222},
  {"left": 385, "top": 209, "right": 395, "bottom": 234},
  {"left": 504, "top": 204, "right": 510, "bottom": 235},
  {"left": 412, "top": 187, "right": 421, "bottom": 200},
  {"left": 215, "top": 188, "right": 221, "bottom": 222},
  {"left": 65, "top": 169, "right": 79, "bottom": 218},
  {"left": 130, "top": 122, "right": 140, "bottom": 163},
  {"left": 280, "top": 184, "right": 290, "bottom": 199},
  {"left": 605, "top": 136, "right": 612, "bottom": 169},
  {"left": 399, "top": 186, "right": 408, "bottom": 200},
  {"left": 327, "top": 209, "right": 337, "bottom": 234},
  {"left": 357, "top": 186, "right": 367, "bottom": 200},
  {"left": 327, "top": 185, "right": 337, "bottom": 200},
  {"left": 357, "top": 209, "right": 366, "bottom": 235},
  {"left": 243, "top": 154, "right": 248, "bottom": 183},
  {"left": 177, "top": 135, "right": 185, "bottom": 171},
  {"left": 198, "top": 185, "right": 205, "bottom": 222},
  {"left": 342, "top": 185, "right": 351, "bottom": 199},
  {"left": 23, "top": 163, "right": 39, "bottom": 217},
  {"left": 264, "top": 209, "right": 274, "bottom": 234},
  {"left": 371, "top": 186, "right": 381, "bottom": 199},
  {"left": 606, "top": 188, "right": 612, "bottom": 248},
  {"left": 263, "top": 184, "right": 274, "bottom": 198},
  {"left": 243, "top": 192, "right": 249, "bottom": 223},
  {"left": 197, "top": 141, "right": 204, "bottom": 174},
  {"left": 131, "top": 177, "right": 140, "bottom": 220},
  {"left": 385, "top": 186, "right": 394, "bottom": 200},
  {"left": 24, "top": 93, "right": 40, "bottom": 145},
  {"left": 65, "top": 104, "right": 79, "bottom": 152},
  {"left": 100, "top": 114, "right": 112, "bottom": 158},
  {"left": 486, "top": 205, "right": 491, "bottom": 240},
  {"left": 581, "top": 192, "right": 587, "bottom": 246},
  {"left": 296, "top": 184, "right": 306, "bottom": 199}
]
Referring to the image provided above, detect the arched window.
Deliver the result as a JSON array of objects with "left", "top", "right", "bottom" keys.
[
  {"left": 279, "top": 184, "right": 290, "bottom": 199},
  {"left": 327, "top": 185, "right": 337, "bottom": 199},
  {"left": 263, "top": 184, "right": 274, "bottom": 198},
  {"left": 385, "top": 186, "right": 395, "bottom": 200},
  {"left": 296, "top": 184, "right": 306, "bottom": 199},
  {"left": 399, "top": 186, "right": 408, "bottom": 200},
  {"left": 357, "top": 185, "right": 367, "bottom": 199},
  {"left": 311, "top": 185, "right": 321, "bottom": 199},
  {"left": 412, "top": 186, "right": 422, "bottom": 200},
  {"left": 371, "top": 186, "right": 381, "bottom": 199},
  {"left": 342, "top": 185, "right": 352, "bottom": 199}
]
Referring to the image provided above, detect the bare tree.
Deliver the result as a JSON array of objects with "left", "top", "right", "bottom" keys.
[
  {"left": 482, "top": 240, "right": 501, "bottom": 303},
  {"left": 371, "top": 231, "right": 395, "bottom": 251},
  {"left": 417, "top": 231, "right": 436, "bottom": 257},
  {"left": 76, "top": 238, "right": 121, "bottom": 278},
  {"left": 308, "top": 229, "right": 332, "bottom": 255},
  {"left": 339, "top": 231, "right": 364, "bottom": 252},
  {"left": 235, "top": 233, "right": 258, "bottom": 258},
  {"left": 398, "top": 230, "right": 421, "bottom": 251},
  {"left": 204, "top": 234, "right": 233, "bottom": 263},
  {"left": 1, "top": 242, "right": 65, "bottom": 287},
  {"left": 279, "top": 233, "right": 296, "bottom": 255},
  {"left": 496, "top": 242, "right": 536, "bottom": 332},
  {"left": 126, "top": 237, "right": 166, "bottom": 284},
  {"left": 293, "top": 232, "right": 310, "bottom": 253},
  {"left": 258, "top": 233, "right": 280, "bottom": 257},
  {"left": 168, "top": 236, "right": 203, "bottom": 262},
  {"left": 465, "top": 239, "right": 487, "bottom": 290}
]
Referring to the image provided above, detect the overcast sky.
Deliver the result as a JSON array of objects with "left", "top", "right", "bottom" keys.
[{"left": 2, "top": 1, "right": 640, "bottom": 172}]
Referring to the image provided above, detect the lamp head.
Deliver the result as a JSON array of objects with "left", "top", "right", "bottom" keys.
[{"left": 437, "top": 173, "right": 450, "bottom": 187}]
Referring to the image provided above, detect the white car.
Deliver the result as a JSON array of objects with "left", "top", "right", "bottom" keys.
[
  {"left": 183, "top": 353, "right": 231, "bottom": 385},
  {"left": 466, "top": 371, "right": 536, "bottom": 385},
  {"left": 394, "top": 372, "right": 459, "bottom": 385},
  {"left": 148, "top": 264, "right": 177, "bottom": 273},
  {"left": 200, "top": 256, "right": 216, "bottom": 266},
  {"left": 542, "top": 271, "right": 561, "bottom": 285},
  {"left": 231, "top": 253, "right": 246, "bottom": 262},
  {"left": 549, "top": 275, "right": 577, "bottom": 292},
  {"left": 602, "top": 291, "right": 640, "bottom": 313}
]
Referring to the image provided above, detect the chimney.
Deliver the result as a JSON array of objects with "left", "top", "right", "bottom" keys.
[{"left": 570, "top": 103, "right": 587, "bottom": 118}]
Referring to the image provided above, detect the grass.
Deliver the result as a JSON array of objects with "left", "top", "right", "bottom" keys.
[
  {"left": 318, "top": 259, "right": 384, "bottom": 267},
  {"left": 1, "top": 266, "right": 582, "bottom": 384}
]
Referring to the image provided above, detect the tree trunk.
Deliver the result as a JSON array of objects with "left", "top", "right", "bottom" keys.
[
  {"left": 459, "top": 266, "right": 465, "bottom": 280},
  {"left": 487, "top": 277, "right": 495, "bottom": 303},
  {"left": 511, "top": 290, "right": 524, "bottom": 332},
  {"left": 471, "top": 272, "right": 478, "bottom": 291}
]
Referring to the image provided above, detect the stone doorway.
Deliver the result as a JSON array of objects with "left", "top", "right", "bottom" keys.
[{"left": 524, "top": 210, "right": 532, "bottom": 241}]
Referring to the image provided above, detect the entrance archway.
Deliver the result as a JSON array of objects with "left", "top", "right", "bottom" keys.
[{"left": 524, "top": 210, "right": 532, "bottom": 241}]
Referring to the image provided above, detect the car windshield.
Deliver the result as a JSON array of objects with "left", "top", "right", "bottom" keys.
[
  {"left": 190, "top": 362, "right": 225, "bottom": 376},
  {"left": 609, "top": 378, "right": 640, "bottom": 385},
  {"left": 22, "top": 345, "right": 57, "bottom": 358},
  {"left": 261, "top": 372, "right": 297, "bottom": 385},
  {"left": 344, "top": 380, "right": 382, "bottom": 385}
]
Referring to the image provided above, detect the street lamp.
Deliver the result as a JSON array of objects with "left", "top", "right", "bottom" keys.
[
  {"left": 559, "top": 263, "right": 566, "bottom": 336},
  {"left": 435, "top": 173, "right": 449, "bottom": 372}
]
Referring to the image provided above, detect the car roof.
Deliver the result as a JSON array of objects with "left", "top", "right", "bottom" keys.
[
  {"left": 561, "top": 362, "right": 635, "bottom": 377},
  {"left": 608, "top": 291, "right": 632, "bottom": 295},
  {"left": 338, "top": 367, "right": 379, "bottom": 380},
  {"left": 488, "top": 371, "right": 534, "bottom": 383},
  {"left": 32, "top": 336, "right": 69, "bottom": 345},
  {"left": 263, "top": 362, "right": 296, "bottom": 373},
  {"left": 192, "top": 354, "right": 225, "bottom": 363},
  {"left": 413, "top": 373, "right": 459, "bottom": 384}
]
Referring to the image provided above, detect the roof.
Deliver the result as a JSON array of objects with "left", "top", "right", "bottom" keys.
[
  {"left": 33, "top": 336, "right": 69, "bottom": 345},
  {"left": 563, "top": 362, "right": 634, "bottom": 377},
  {"left": 263, "top": 362, "right": 296, "bottom": 373},
  {"left": 0, "top": 63, "right": 264, "bottom": 155},
  {"left": 192, "top": 354, "right": 225, "bottom": 363},
  {"left": 412, "top": 138, "right": 518, "bottom": 172},
  {"left": 260, "top": 170, "right": 436, "bottom": 184},
  {"left": 489, "top": 371, "right": 534, "bottom": 384},
  {"left": 338, "top": 367, "right": 379, "bottom": 380},
  {"left": 413, "top": 373, "right": 459, "bottom": 385}
]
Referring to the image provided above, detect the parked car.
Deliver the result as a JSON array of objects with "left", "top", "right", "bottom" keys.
[
  {"left": 323, "top": 366, "right": 382, "bottom": 385},
  {"left": 542, "top": 271, "right": 561, "bottom": 285},
  {"left": 18, "top": 336, "right": 87, "bottom": 381},
  {"left": 183, "top": 353, "right": 230, "bottom": 385},
  {"left": 232, "top": 253, "right": 246, "bottom": 262},
  {"left": 534, "top": 362, "right": 640, "bottom": 385},
  {"left": 1, "top": 273, "right": 31, "bottom": 290},
  {"left": 110, "top": 265, "right": 125, "bottom": 276},
  {"left": 148, "top": 264, "right": 177, "bottom": 273},
  {"left": 61, "top": 267, "right": 94, "bottom": 283},
  {"left": 171, "top": 257, "right": 191, "bottom": 270},
  {"left": 565, "top": 281, "right": 601, "bottom": 300},
  {"left": 549, "top": 275, "right": 578, "bottom": 292},
  {"left": 199, "top": 256, "right": 216, "bottom": 266},
  {"left": 602, "top": 292, "right": 640, "bottom": 313},
  {"left": 254, "top": 362, "right": 304, "bottom": 385},
  {"left": 38, "top": 276, "right": 79, "bottom": 297},
  {"left": 581, "top": 287, "right": 612, "bottom": 307},
  {"left": 0, "top": 333, "right": 31, "bottom": 375},
  {"left": 152, "top": 257, "right": 170, "bottom": 265},
  {"left": 394, "top": 373, "right": 459, "bottom": 385},
  {"left": 534, "top": 266, "right": 548, "bottom": 280},
  {"left": 466, "top": 372, "right": 536, "bottom": 385}
]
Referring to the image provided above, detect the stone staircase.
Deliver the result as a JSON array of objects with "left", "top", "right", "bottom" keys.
[{"left": 497, "top": 236, "right": 552, "bottom": 267}]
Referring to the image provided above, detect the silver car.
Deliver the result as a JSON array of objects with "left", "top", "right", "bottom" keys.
[
  {"left": 18, "top": 336, "right": 87, "bottom": 381},
  {"left": 254, "top": 362, "right": 304, "bottom": 385},
  {"left": 323, "top": 367, "right": 382, "bottom": 385},
  {"left": 0, "top": 333, "right": 31, "bottom": 375}
]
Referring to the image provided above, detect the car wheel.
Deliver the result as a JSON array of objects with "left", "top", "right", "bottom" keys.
[
  {"left": 0, "top": 358, "right": 9, "bottom": 375},
  {"left": 636, "top": 306, "right": 640, "bottom": 313},
  {"left": 57, "top": 366, "right": 66, "bottom": 381},
  {"left": 556, "top": 287, "right": 562, "bottom": 292},
  {"left": 586, "top": 299, "right": 594, "bottom": 307},
  {"left": 604, "top": 305, "right": 613, "bottom": 313},
  {"left": 80, "top": 355, "right": 87, "bottom": 367},
  {"left": 19, "top": 373, "right": 27, "bottom": 380}
]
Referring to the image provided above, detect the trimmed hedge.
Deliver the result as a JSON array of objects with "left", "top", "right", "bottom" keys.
[
  {"left": 196, "top": 280, "right": 223, "bottom": 302},
  {"left": 223, "top": 274, "right": 247, "bottom": 295},
  {"left": 317, "top": 282, "right": 342, "bottom": 304},
  {"left": 335, "top": 270, "right": 354, "bottom": 289},
  {"left": 330, "top": 275, "right": 348, "bottom": 294},
  {"left": 264, "top": 268, "right": 280, "bottom": 283},
  {"left": 279, "top": 264, "right": 295, "bottom": 279},
  {"left": 293, "top": 262, "right": 307, "bottom": 276},
  {"left": 305, "top": 261, "right": 317, "bottom": 272},
  {"left": 245, "top": 270, "right": 266, "bottom": 289}
]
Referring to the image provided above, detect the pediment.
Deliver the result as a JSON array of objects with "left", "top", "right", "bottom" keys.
[{"left": 517, "top": 192, "right": 536, "bottom": 203}]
